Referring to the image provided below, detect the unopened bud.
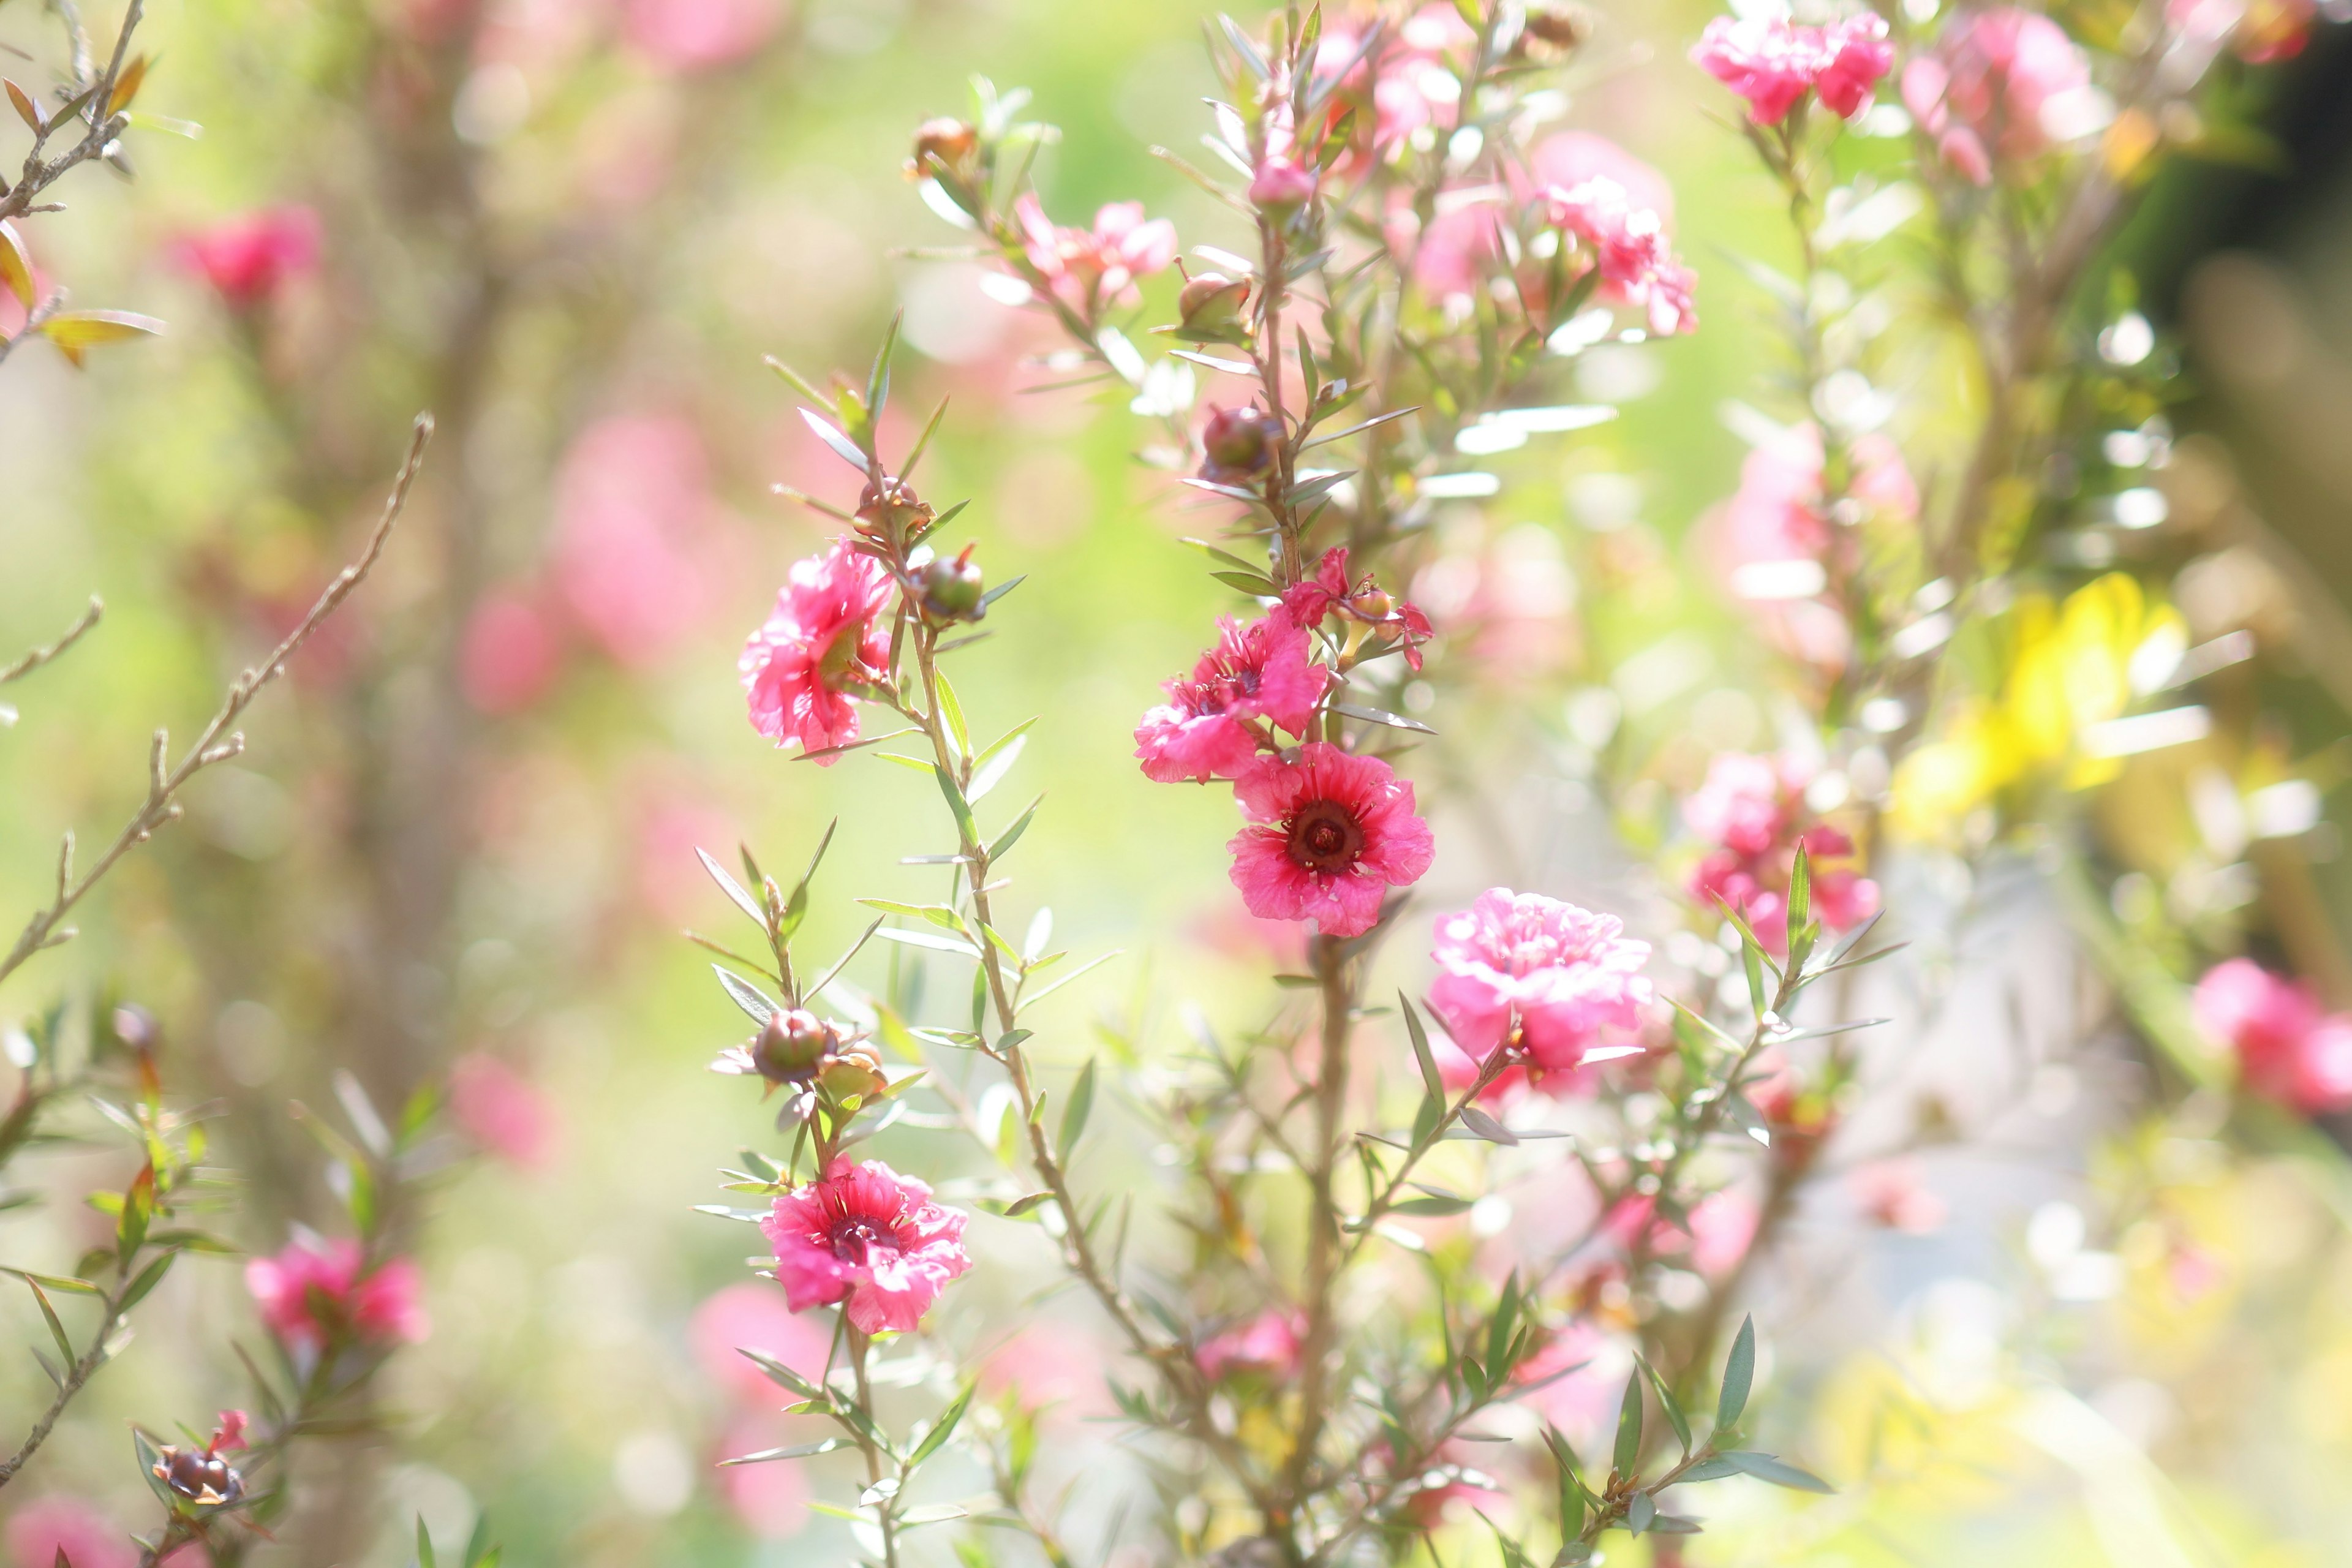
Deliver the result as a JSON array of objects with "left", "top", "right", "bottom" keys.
[
  {"left": 750, "top": 1009, "right": 837, "bottom": 1084},
  {"left": 1345, "top": 589, "right": 1396, "bottom": 622},
  {"left": 856, "top": 477, "right": 934, "bottom": 542},
  {"left": 112, "top": 1003, "right": 158, "bottom": 1052},
  {"left": 1519, "top": 4, "right": 1591, "bottom": 58},
  {"left": 916, "top": 546, "right": 987, "bottom": 623},
  {"left": 911, "top": 117, "right": 980, "bottom": 178},
  {"left": 1200, "top": 405, "right": 1284, "bottom": 483},
  {"left": 1246, "top": 156, "right": 1317, "bottom": 216},
  {"left": 153, "top": 1444, "right": 244, "bottom": 1508},
  {"left": 817, "top": 1038, "right": 888, "bottom": 1101},
  {"left": 1178, "top": 271, "right": 1251, "bottom": 336}
]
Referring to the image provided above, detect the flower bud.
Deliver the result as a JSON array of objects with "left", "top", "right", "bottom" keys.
[
  {"left": 916, "top": 546, "right": 987, "bottom": 623},
  {"left": 816, "top": 1038, "right": 888, "bottom": 1101},
  {"left": 111, "top": 1003, "right": 158, "bottom": 1052},
  {"left": 750, "top": 1008, "right": 837, "bottom": 1083},
  {"left": 856, "top": 477, "right": 934, "bottom": 542},
  {"left": 1246, "top": 156, "right": 1317, "bottom": 217},
  {"left": 1200, "top": 405, "right": 1284, "bottom": 483},
  {"left": 153, "top": 1443, "right": 244, "bottom": 1508},
  {"left": 1518, "top": 4, "right": 1591, "bottom": 59},
  {"left": 910, "top": 117, "right": 980, "bottom": 178},
  {"left": 1178, "top": 271, "right": 1252, "bottom": 336}
]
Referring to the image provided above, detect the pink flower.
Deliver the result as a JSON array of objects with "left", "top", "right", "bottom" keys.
[
  {"left": 761, "top": 1158, "right": 971, "bottom": 1334},
  {"left": 1902, "top": 9, "right": 2094, "bottom": 185},
  {"left": 1281, "top": 547, "right": 1434, "bottom": 670},
  {"left": 174, "top": 207, "right": 320, "bottom": 310},
  {"left": 207, "top": 1411, "right": 249, "bottom": 1455},
  {"left": 1684, "top": 752, "right": 1878, "bottom": 952},
  {"left": 1515, "top": 1322, "right": 1621, "bottom": 1443},
  {"left": 449, "top": 1053, "right": 557, "bottom": 1169},
  {"left": 2193, "top": 959, "right": 2352, "bottom": 1115},
  {"left": 1227, "top": 744, "right": 1436, "bottom": 939},
  {"left": 1136, "top": 609, "right": 1327, "bottom": 782},
  {"left": 691, "top": 1280, "right": 834, "bottom": 1406},
  {"left": 1849, "top": 1159, "right": 1947, "bottom": 1234},
  {"left": 1428, "top": 889, "right": 1654, "bottom": 1090},
  {"left": 459, "top": 586, "right": 567, "bottom": 715},
  {"left": 1011, "top": 196, "right": 1177, "bottom": 320},
  {"left": 246, "top": 1238, "right": 428, "bottom": 1354},
  {"left": 6, "top": 1496, "right": 136, "bottom": 1568},
  {"left": 1684, "top": 1189, "right": 1759, "bottom": 1276},
  {"left": 1542, "top": 178, "right": 1698, "bottom": 336},
  {"left": 739, "top": 538, "right": 894, "bottom": 761},
  {"left": 981, "top": 1324, "right": 1115, "bottom": 1419},
  {"left": 1692, "top": 13, "right": 1891, "bottom": 125},
  {"left": 2173, "top": 0, "right": 2315, "bottom": 61},
  {"left": 1709, "top": 424, "right": 1914, "bottom": 668},
  {"left": 716, "top": 1411, "right": 808, "bottom": 1536},
  {"left": 1194, "top": 1308, "right": 1304, "bottom": 1382},
  {"left": 1248, "top": 156, "right": 1318, "bottom": 214},
  {"left": 552, "top": 415, "right": 723, "bottom": 668},
  {"left": 620, "top": 0, "right": 780, "bottom": 70}
]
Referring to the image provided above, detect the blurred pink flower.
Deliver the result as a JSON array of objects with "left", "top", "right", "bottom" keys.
[
  {"left": 1313, "top": 6, "right": 1473, "bottom": 166},
  {"left": 1692, "top": 12, "right": 1892, "bottom": 124},
  {"left": 1248, "top": 155, "right": 1318, "bottom": 214},
  {"left": 1011, "top": 197, "right": 1177, "bottom": 319},
  {"left": 1685, "top": 752, "right": 1879, "bottom": 952},
  {"left": 1902, "top": 9, "right": 2094, "bottom": 185},
  {"left": 173, "top": 207, "right": 320, "bottom": 311},
  {"left": 246, "top": 1238, "right": 428, "bottom": 1354},
  {"left": 632, "top": 786, "right": 742, "bottom": 924},
  {"left": 2173, "top": 0, "right": 2315, "bottom": 59},
  {"left": 1228, "top": 744, "right": 1434, "bottom": 939},
  {"left": 1685, "top": 1188, "right": 1759, "bottom": 1276},
  {"left": 450, "top": 1053, "right": 557, "bottom": 1169},
  {"left": 1542, "top": 177, "right": 1697, "bottom": 336},
  {"left": 1195, "top": 1308, "right": 1305, "bottom": 1382},
  {"left": 1427, "top": 889, "right": 1654, "bottom": 1093},
  {"left": 6, "top": 1496, "right": 135, "bottom": 1568},
  {"left": 739, "top": 537, "right": 893, "bottom": 760},
  {"left": 620, "top": 0, "right": 780, "bottom": 70},
  {"left": 1515, "top": 1321, "right": 1619, "bottom": 1442},
  {"left": 762, "top": 1159, "right": 971, "bottom": 1334},
  {"left": 715, "top": 1411, "right": 808, "bottom": 1536},
  {"left": 1134, "top": 608, "right": 1326, "bottom": 783},
  {"left": 981, "top": 1324, "right": 1115, "bottom": 1418},
  {"left": 1849, "top": 1159, "right": 1947, "bottom": 1234},
  {"left": 551, "top": 415, "right": 723, "bottom": 668},
  {"left": 2193, "top": 958, "right": 2352, "bottom": 1115},
  {"left": 1525, "top": 132, "right": 1674, "bottom": 224},
  {"left": 692, "top": 1280, "right": 834, "bottom": 1405},
  {"left": 459, "top": 585, "right": 567, "bottom": 715}
]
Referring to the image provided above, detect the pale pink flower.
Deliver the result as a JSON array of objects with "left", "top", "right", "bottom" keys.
[
  {"left": 1525, "top": 133, "right": 1674, "bottom": 224},
  {"left": 1011, "top": 196, "right": 1177, "bottom": 319},
  {"left": 1428, "top": 889, "right": 1654, "bottom": 1090},
  {"left": 1227, "top": 744, "right": 1436, "bottom": 939},
  {"left": 1849, "top": 1159, "right": 1948, "bottom": 1234},
  {"left": 6, "top": 1496, "right": 136, "bottom": 1568},
  {"left": 981, "top": 1324, "right": 1115, "bottom": 1419},
  {"left": 716, "top": 1411, "right": 808, "bottom": 1536},
  {"left": 1194, "top": 1308, "right": 1305, "bottom": 1382},
  {"left": 620, "top": 0, "right": 780, "bottom": 70},
  {"left": 1692, "top": 13, "right": 1892, "bottom": 124},
  {"left": 691, "top": 1280, "right": 834, "bottom": 1405},
  {"left": 449, "top": 1053, "right": 557, "bottom": 1170},
  {"left": 1903, "top": 9, "right": 2094, "bottom": 185},
  {"left": 1684, "top": 1188, "right": 1759, "bottom": 1276},
  {"left": 1136, "top": 609, "right": 1327, "bottom": 782},
  {"left": 2171, "top": 0, "right": 2315, "bottom": 60},
  {"left": 1515, "top": 1322, "right": 1621, "bottom": 1444},
  {"left": 1710, "top": 424, "right": 1915, "bottom": 668},
  {"left": 1313, "top": 6, "right": 1474, "bottom": 165},
  {"left": 761, "top": 1159, "right": 971, "bottom": 1334},
  {"left": 739, "top": 537, "right": 894, "bottom": 761},
  {"left": 1542, "top": 178, "right": 1698, "bottom": 336},
  {"left": 1686, "top": 752, "right": 1879, "bottom": 952},
  {"left": 2193, "top": 958, "right": 2352, "bottom": 1115},
  {"left": 246, "top": 1238, "right": 428, "bottom": 1354},
  {"left": 459, "top": 586, "right": 566, "bottom": 715},
  {"left": 174, "top": 207, "right": 320, "bottom": 310},
  {"left": 552, "top": 415, "right": 722, "bottom": 668}
]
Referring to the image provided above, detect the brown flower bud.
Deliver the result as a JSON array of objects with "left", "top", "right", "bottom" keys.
[
  {"left": 750, "top": 1009, "right": 837, "bottom": 1084},
  {"left": 816, "top": 1038, "right": 888, "bottom": 1101},
  {"left": 915, "top": 545, "right": 987, "bottom": 622},
  {"left": 910, "top": 117, "right": 980, "bottom": 178},
  {"left": 1200, "top": 406, "right": 1284, "bottom": 483},
  {"left": 856, "top": 477, "right": 934, "bottom": 542},
  {"left": 1519, "top": 4, "right": 1591, "bottom": 58},
  {"left": 1178, "top": 271, "right": 1251, "bottom": 336}
]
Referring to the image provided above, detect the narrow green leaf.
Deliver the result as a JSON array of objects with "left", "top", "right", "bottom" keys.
[
  {"left": 934, "top": 764, "right": 979, "bottom": 845},
  {"left": 1611, "top": 1374, "right": 1643, "bottom": 1477},
  {"left": 935, "top": 673, "right": 972, "bottom": 761},
  {"left": 1717, "top": 1315, "right": 1755, "bottom": 1431},
  {"left": 1058, "top": 1058, "right": 1098, "bottom": 1153},
  {"left": 1400, "top": 993, "right": 1443, "bottom": 1106},
  {"left": 906, "top": 1381, "right": 976, "bottom": 1467},
  {"left": 417, "top": 1515, "right": 438, "bottom": 1568},
  {"left": 24, "top": 1278, "right": 72, "bottom": 1366},
  {"left": 1637, "top": 1354, "right": 1691, "bottom": 1455},
  {"left": 1721, "top": 1451, "right": 1833, "bottom": 1492}
]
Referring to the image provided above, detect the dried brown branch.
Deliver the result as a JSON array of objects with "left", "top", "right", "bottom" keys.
[{"left": 0, "top": 415, "right": 433, "bottom": 994}]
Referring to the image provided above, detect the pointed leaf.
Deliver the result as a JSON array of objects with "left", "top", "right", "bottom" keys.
[
  {"left": 40, "top": 311, "right": 164, "bottom": 368},
  {"left": 1717, "top": 1315, "right": 1755, "bottom": 1431},
  {"left": 1721, "top": 1451, "right": 1833, "bottom": 1492},
  {"left": 1611, "top": 1373, "right": 1643, "bottom": 1476},
  {"left": 0, "top": 222, "right": 32, "bottom": 311},
  {"left": 1058, "top": 1058, "right": 1098, "bottom": 1153}
]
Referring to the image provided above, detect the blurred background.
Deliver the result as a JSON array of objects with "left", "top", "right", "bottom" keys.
[{"left": 2, "top": 0, "right": 2350, "bottom": 1562}]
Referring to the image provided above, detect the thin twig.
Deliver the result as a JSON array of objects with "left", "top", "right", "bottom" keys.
[
  {"left": 0, "top": 415, "right": 432, "bottom": 994},
  {"left": 0, "top": 595, "right": 102, "bottom": 686}
]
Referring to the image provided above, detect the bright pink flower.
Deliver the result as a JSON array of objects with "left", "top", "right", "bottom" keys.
[
  {"left": 1428, "top": 889, "right": 1654, "bottom": 1090},
  {"left": 207, "top": 1411, "right": 249, "bottom": 1455},
  {"left": 1281, "top": 547, "right": 1434, "bottom": 670},
  {"left": 739, "top": 537, "right": 894, "bottom": 762},
  {"left": 761, "top": 1158, "right": 971, "bottom": 1334},
  {"left": 620, "top": 0, "right": 780, "bottom": 70},
  {"left": 552, "top": 415, "right": 722, "bottom": 667},
  {"left": 1227, "top": 744, "right": 1436, "bottom": 939},
  {"left": 1692, "top": 13, "right": 1891, "bottom": 124},
  {"left": 459, "top": 586, "right": 567, "bottom": 715},
  {"left": 1136, "top": 609, "right": 1327, "bottom": 783},
  {"left": 1903, "top": 9, "right": 2094, "bottom": 185},
  {"left": 246, "top": 1238, "right": 428, "bottom": 1354},
  {"left": 1684, "top": 752, "right": 1878, "bottom": 952},
  {"left": 691, "top": 1280, "right": 833, "bottom": 1405},
  {"left": 1194, "top": 1308, "right": 1305, "bottom": 1382},
  {"left": 5, "top": 1496, "right": 135, "bottom": 1568},
  {"left": 174, "top": 207, "right": 320, "bottom": 310},
  {"left": 2193, "top": 959, "right": 2352, "bottom": 1115},
  {"left": 449, "top": 1053, "right": 557, "bottom": 1169},
  {"left": 1011, "top": 197, "right": 1177, "bottom": 319},
  {"left": 1542, "top": 178, "right": 1698, "bottom": 336}
]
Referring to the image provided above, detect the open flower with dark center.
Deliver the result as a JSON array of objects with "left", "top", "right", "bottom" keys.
[
  {"left": 761, "top": 1158, "right": 971, "bottom": 1334},
  {"left": 1227, "top": 743, "right": 1434, "bottom": 938},
  {"left": 1134, "top": 609, "right": 1328, "bottom": 782}
]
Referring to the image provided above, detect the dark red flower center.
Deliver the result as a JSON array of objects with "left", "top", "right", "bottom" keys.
[
  {"left": 1286, "top": 799, "right": 1365, "bottom": 875},
  {"left": 829, "top": 1217, "right": 897, "bottom": 1263}
]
